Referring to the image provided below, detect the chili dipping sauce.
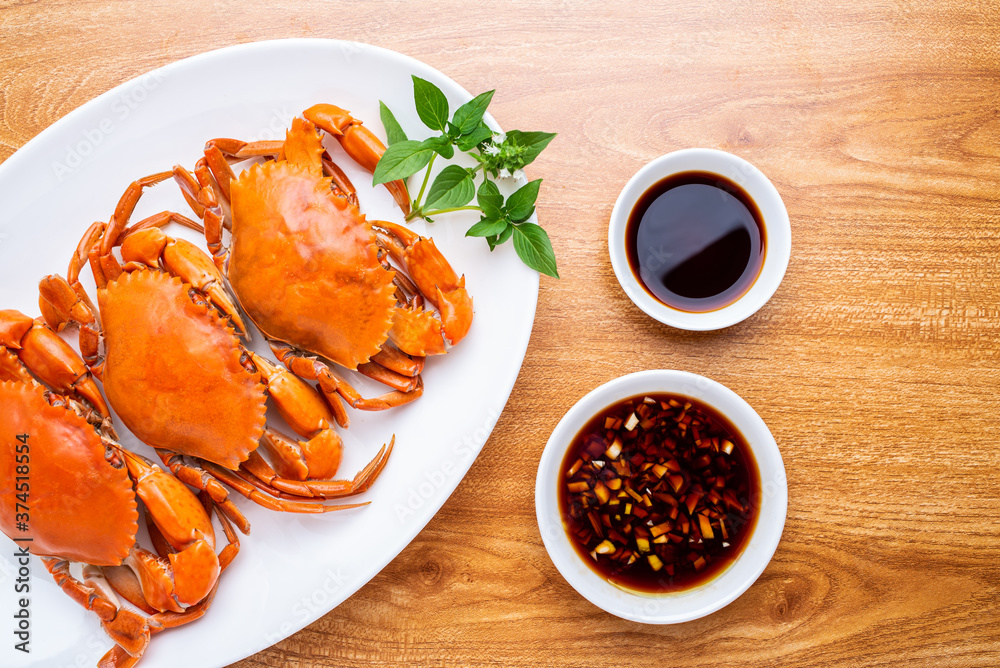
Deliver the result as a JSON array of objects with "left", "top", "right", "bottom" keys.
[{"left": 558, "top": 393, "right": 760, "bottom": 593}]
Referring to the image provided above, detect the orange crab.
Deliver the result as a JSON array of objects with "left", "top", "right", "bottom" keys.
[
  {"left": 0, "top": 309, "right": 240, "bottom": 668},
  {"left": 40, "top": 173, "right": 392, "bottom": 513},
  {"left": 172, "top": 105, "right": 473, "bottom": 427}
]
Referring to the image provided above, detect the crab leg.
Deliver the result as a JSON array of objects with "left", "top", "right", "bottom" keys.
[
  {"left": 318, "top": 367, "right": 423, "bottom": 418},
  {"left": 203, "top": 460, "right": 369, "bottom": 512},
  {"left": 191, "top": 118, "right": 332, "bottom": 202},
  {"left": 154, "top": 450, "right": 251, "bottom": 535},
  {"left": 209, "top": 136, "right": 285, "bottom": 162},
  {"left": 157, "top": 445, "right": 369, "bottom": 513},
  {"left": 371, "top": 345, "right": 424, "bottom": 378},
  {"left": 49, "top": 220, "right": 107, "bottom": 343},
  {"left": 303, "top": 103, "right": 411, "bottom": 214},
  {"left": 103, "top": 172, "right": 174, "bottom": 244},
  {"left": 196, "top": 139, "right": 267, "bottom": 210},
  {"left": 356, "top": 358, "right": 424, "bottom": 389},
  {"left": 321, "top": 150, "right": 360, "bottom": 203},
  {"left": 122, "top": 210, "right": 203, "bottom": 237},
  {"left": 270, "top": 341, "right": 423, "bottom": 428},
  {"left": 43, "top": 558, "right": 152, "bottom": 659},
  {"left": 96, "top": 584, "right": 222, "bottom": 668},
  {"left": 94, "top": 171, "right": 174, "bottom": 280},
  {"left": 201, "top": 493, "right": 241, "bottom": 571},
  {"left": 173, "top": 161, "right": 231, "bottom": 269},
  {"left": 245, "top": 439, "right": 393, "bottom": 499},
  {"left": 68, "top": 221, "right": 105, "bottom": 287}
]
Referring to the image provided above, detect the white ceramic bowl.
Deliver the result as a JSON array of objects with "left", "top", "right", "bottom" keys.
[
  {"left": 535, "top": 370, "right": 787, "bottom": 624},
  {"left": 608, "top": 149, "right": 791, "bottom": 330}
]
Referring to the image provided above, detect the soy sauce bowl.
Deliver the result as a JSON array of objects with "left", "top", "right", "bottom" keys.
[
  {"left": 535, "top": 370, "right": 787, "bottom": 624},
  {"left": 608, "top": 149, "right": 791, "bottom": 331}
]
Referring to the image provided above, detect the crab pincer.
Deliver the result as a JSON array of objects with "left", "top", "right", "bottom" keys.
[{"left": 302, "top": 102, "right": 411, "bottom": 215}]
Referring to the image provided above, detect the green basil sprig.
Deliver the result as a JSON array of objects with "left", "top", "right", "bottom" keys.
[{"left": 373, "top": 76, "right": 558, "bottom": 278}]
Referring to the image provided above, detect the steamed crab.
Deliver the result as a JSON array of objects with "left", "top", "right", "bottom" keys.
[
  {"left": 0, "top": 309, "right": 239, "bottom": 668},
  {"left": 41, "top": 172, "right": 392, "bottom": 514},
  {"left": 172, "top": 104, "right": 473, "bottom": 427}
]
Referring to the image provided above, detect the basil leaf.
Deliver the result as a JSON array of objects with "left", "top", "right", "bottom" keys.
[
  {"left": 379, "top": 102, "right": 408, "bottom": 146},
  {"left": 412, "top": 76, "right": 449, "bottom": 132},
  {"left": 477, "top": 180, "right": 503, "bottom": 219},
  {"left": 512, "top": 224, "right": 559, "bottom": 278},
  {"left": 420, "top": 135, "right": 455, "bottom": 160},
  {"left": 496, "top": 222, "right": 514, "bottom": 245},
  {"left": 505, "top": 130, "right": 556, "bottom": 167},
  {"left": 424, "top": 165, "right": 475, "bottom": 211},
  {"left": 453, "top": 90, "right": 495, "bottom": 135},
  {"left": 373, "top": 140, "right": 434, "bottom": 184},
  {"left": 466, "top": 217, "right": 509, "bottom": 238},
  {"left": 504, "top": 179, "right": 541, "bottom": 223},
  {"left": 458, "top": 124, "right": 494, "bottom": 152}
]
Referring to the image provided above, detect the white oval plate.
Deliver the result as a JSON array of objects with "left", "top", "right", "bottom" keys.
[{"left": 0, "top": 39, "right": 538, "bottom": 667}]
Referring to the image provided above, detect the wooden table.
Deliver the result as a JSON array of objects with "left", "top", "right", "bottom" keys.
[{"left": 3, "top": 1, "right": 999, "bottom": 666}]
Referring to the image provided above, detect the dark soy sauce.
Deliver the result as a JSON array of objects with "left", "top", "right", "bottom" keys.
[{"left": 625, "top": 171, "right": 765, "bottom": 312}]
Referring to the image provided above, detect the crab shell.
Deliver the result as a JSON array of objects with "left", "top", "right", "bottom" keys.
[
  {"left": 228, "top": 157, "right": 398, "bottom": 371},
  {"left": 0, "top": 380, "right": 138, "bottom": 565},
  {"left": 98, "top": 270, "right": 267, "bottom": 470}
]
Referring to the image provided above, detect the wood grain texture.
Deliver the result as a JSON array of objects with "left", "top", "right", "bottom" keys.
[{"left": 2, "top": 0, "right": 999, "bottom": 666}]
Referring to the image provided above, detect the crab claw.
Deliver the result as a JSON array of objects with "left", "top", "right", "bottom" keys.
[
  {"left": 38, "top": 274, "right": 103, "bottom": 369},
  {"left": 251, "top": 353, "right": 344, "bottom": 481},
  {"left": 20, "top": 319, "right": 110, "bottom": 418},
  {"left": 100, "top": 606, "right": 151, "bottom": 659},
  {"left": 120, "top": 228, "right": 247, "bottom": 336},
  {"left": 121, "top": 451, "right": 220, "bottom": 612},
  {"left": 1, "top": 307, "right": 110, "bottom": 417},
  {"left": 0, "top": 309, "right": 33, "bottom": 349},
  {"left": 375, "top": 220, "right": 473, "bottom": 355},
  {"left": 302, "top": 104, "right": 411, "bottom": 215}
]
